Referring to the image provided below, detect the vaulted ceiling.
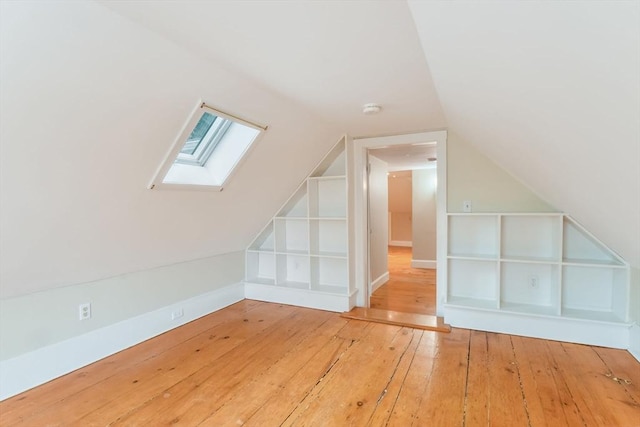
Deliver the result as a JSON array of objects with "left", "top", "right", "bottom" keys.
[
  {"left": 99, "top": 0, "right": 447, "bottom": 137},
  {"left": 96, "top": 0, "right": 640, "bottom": 267},
  {"left": 1, "top": 1, "right": 638, "bottom": 298}
]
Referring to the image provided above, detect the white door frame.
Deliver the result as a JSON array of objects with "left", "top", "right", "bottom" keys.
[{"left": 351, "top": 131, "right": 448, "bottom": 316}]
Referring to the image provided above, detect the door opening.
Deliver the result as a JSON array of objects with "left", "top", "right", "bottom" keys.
[{"left": 352, "top": 131, "right": 447, "bottom": 316}]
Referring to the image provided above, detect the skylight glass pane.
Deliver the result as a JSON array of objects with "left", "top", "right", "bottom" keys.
[
  {"left": 181, "top": 112, "right": 217, "bottom": 155},
  {"left": 151, "top": 102, "right": 265, "bottom": 191}
]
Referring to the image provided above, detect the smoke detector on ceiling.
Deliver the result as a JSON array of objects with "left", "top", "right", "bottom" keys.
[{"left": 362, "top": 103, "right": 382, "bottom": 115}]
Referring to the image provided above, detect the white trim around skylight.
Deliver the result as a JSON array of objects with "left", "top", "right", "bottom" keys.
[{"left": 148, "top": 100, "right": 267, "bottom": 192}]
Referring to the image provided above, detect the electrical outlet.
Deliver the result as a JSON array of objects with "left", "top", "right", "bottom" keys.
[
  {"left": 171, "top": 308, "right": 184, "bottom": 320},
  {"left": 79, "top": 303, "right": 91, "bottom": 320},
  {"left": 463, "top": 200, "right": 472, "bottom": 213},
  {"left": 529, "top": 275, "right": 539, "bottom": 289}
]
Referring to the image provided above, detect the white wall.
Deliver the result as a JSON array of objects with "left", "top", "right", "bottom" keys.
[
  {"left": 412, "top": 169, "right": 437, "bottom": 263},
  {"left": 0, "top": 0, "right": 341, "bottom": 301},
  {"left": 447, "top": 133, "right": 557, "bottom": 213},
  {"left": 388, "top": 172, "right": 413, "bottom": 243},
  {"left": 0, "top": 252, "right": 243, "bottom": 361},
  {"left": 368, "top": 155, "right": 389, "bottom": 285},
  {"left": 410, "top": 1, "right": 640, "bottom": 270},
  {"left": 0, "top": 0, "right": 345, "bottom": 388}
]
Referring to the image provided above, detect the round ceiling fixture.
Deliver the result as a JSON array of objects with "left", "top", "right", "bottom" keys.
[{"left": 362, "top": 103, "right": 382, "bottom": 115}]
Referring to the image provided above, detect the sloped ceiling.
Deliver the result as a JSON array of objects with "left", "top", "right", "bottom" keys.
[
  {"left": 1, "top": 0, "right": 637, "bottom": 301},
  {"left": 0, "top": 0, "right": 444, "bottom": 298},
  {"left": 98, "top": 0, "right": 446, "bottom": 137},
  {"left": 409, "top": 1, "right": 640, "bottom": 267}
]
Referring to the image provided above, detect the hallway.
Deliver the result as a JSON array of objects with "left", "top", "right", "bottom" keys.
[{"left": 370, "top": 246, "right": 436, "bottom": 315}]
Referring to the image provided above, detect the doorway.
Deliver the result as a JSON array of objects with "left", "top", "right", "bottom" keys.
[
  {"left": 351, "top": 131, "right": 447, "bottom": 317},
  {"left": 370, "top": 166, "right": 438, "bottom": 315}
]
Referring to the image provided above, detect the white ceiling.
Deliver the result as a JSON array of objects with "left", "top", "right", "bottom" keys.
[
  {"left": 369, "top": 143, "right": 437, "bottom": 171},
  {"left": 99, "top": 0, "right": 446, "bottom": 138}
]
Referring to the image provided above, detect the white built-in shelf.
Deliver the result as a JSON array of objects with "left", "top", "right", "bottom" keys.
[
  {"left": 448, "top": 214, "right": 499, "bottom": 258},
  {"left": 446, "top": 213, "right": 630, "bottom": 325},
  {"left": 446, "top": 296, "right": 498, "bottom": 310},
  {"left": 501, "top": 214, "right": 560, "bottom": 261},
  {"left": 499, "top": 302, "right": 558, "bottom": 317},
  {"left": 562, "top": 259, "right": 628, "bottom": 268},
  {"left": 500, "top": 256, "right": 558, "bottom": 264},
  {"left": 310, "top": 251, "right": 347, "bottom": 259},
  {"left": 308, "top": 176, "right": 347, "bottom": 218},
  {"left": 245, "top": 136, "right": 352, "bottom": 308},
  {"left": 561, "top": 307, "right": 626, "bottom": 324}
]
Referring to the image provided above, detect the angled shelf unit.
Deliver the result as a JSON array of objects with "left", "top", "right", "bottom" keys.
[
  {"left": 245, "top": 136, "right": 356, "bottom": 312},
  {"left": 445, "top": 213, "right": 631, "bottom": 348}
]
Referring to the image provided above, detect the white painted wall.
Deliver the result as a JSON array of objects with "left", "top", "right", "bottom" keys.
[
  {"left": 368, "top": 155, "right": 389, "bottom": 286},
  {"left": 447, "top": 134, "right": 557, "bottom": 213},
  {"left": 0, "top": 1, "right": 341, "bottom": 300},
  {"left": 412, "top": 169, "right": 437, "bottom": 263},
  {"left": 388, "top": 172, "right": 413, "bottom": 243},
  {"left": 410, "top": 1, "right": 640, "bottom": 270},
  {"left": 0, "top": 251, "right": 244, "bottom": 361},
  {"left": 0, "top": 0, "right": 348, "bottom": 389}
]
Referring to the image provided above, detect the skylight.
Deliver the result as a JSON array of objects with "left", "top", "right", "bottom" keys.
[{"left": 149, "top": 101, "right": 266, "bottom": 191}]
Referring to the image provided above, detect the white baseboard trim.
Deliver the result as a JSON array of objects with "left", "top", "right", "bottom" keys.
[
  {"left": 371, "top": 272, "right": 390, "bottom": 294},
  {"left": 444, "top": 304, "right": 632, "bottom": 349},
  {"left": 629, "top": 323, "right": 640, "bottom": 363},
  {"left": 244, "top": 282, "right": 357, "bottom": 313},
  {"left": 0, "top": 282, "right": 244, "bottom": 401},
  {"left": 389, "top": 240, "right": 412, "bottom": 247},
  {"left": 411, "top": 259, "right": 437, "bottom": 269}
]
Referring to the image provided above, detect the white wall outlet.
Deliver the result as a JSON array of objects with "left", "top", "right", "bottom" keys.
[
  {"left": 79, "top": 303, "right": 91, "bottom": 320},
  {"left": 529, "top": 275, "right": 539, "bottom": 289},
  {"left": 171, "top": 308, "right": 184, "bottom": 320},
  {"left": 463, "top": 200, "right": 472, "bottom": 212}
]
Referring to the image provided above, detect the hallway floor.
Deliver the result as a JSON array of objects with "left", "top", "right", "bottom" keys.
[{"left": 370, "top": 246, "right": 436, "bottom": 315}]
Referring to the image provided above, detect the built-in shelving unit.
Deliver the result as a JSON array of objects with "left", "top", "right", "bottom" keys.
[
  {"left": 245, "top": 136, "right": 356, "bottom": 312},
  {"left": 445, "top": 213, "right": 631, "bottom": 348}
]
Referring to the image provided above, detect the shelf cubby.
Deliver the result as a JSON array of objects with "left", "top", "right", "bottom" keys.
[
  {"left": 276, "top": 254, "right": 309, "bottom": 289},
  {"left": 447, "top": 258, "right": 498, "bottom": 307},
  {"left": 310, "top": 257, "right": 348, "bottom": 293},
  {"left": 278, "top": 184, "right": 308, "bottom": 218},
  {"left": 308, "top": 177, "right": 346, "bottom": 218},
  {"left": 448, "top": 214, "right": 498, "bottom": 259},
  {"left": 309, "top": 219, "right": 347, "bottom": 257},
  {"left": 500, "top": 261, "right": 559, "bottom": 314},
  {"left": 311, "top": 143, "right": 346, "bottom": 177},
  {"left": 561, "top": 265, "right": 628, "bottom": 322},
  {"left": 246, "top": 251, "right": 275, "bottom": 285},
  {"left": 274, "top": 218, "right": 308, "bottom": 254},
  {"left": 562, "top": 217, "right": 624, "bottom": 266},
  {"left": 248, "top": 222, "right": 275, "bottom": 251},
  {"left": 501, "top": 214, "right": 560, "bottom": 261}
]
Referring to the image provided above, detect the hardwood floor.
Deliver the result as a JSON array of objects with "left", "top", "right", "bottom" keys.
[
  {"left": 2, "top": 300, "right": 639, "bottom": 426},
  {"left": 370, "top": 246, "right": 436, "bottom": 315}
]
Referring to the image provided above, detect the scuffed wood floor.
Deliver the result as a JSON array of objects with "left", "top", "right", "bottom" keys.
[{"left": 1, "top": 300, "right": 639, "bottom": 426}]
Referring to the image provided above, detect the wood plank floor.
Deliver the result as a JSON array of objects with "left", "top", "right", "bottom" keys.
[
  {"left": 2, "top": 300, "right": 639, "bottom": 426},
  {"left": 370, "top": 246, "right": 436, "bottom": 315}
]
